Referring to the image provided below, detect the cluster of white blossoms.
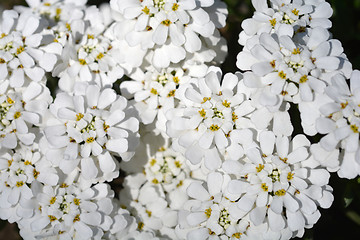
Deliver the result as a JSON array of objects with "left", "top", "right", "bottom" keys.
[{"left": 0, "top": 0, "right": 359, "bottom": 239}]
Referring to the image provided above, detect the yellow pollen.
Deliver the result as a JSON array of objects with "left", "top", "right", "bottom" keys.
[
  {"left": 176, "top": 180, "right": 183, "bottom": 188},
  {"left": 209, "top": 124, "right": 220, "bottom": 131},
  {"left": 16, "top": 46, "right": 25, "bottom": 55},
  {"left": 152, "top": 178, "right": 159, "bottom": 184},
  {"left": 167, "top": 89, "right": 176, "bottom": 97},
  {"left": 256, "top": 164, "right": 264, "bottom": 172},
  {"left": 150, "top": 159, "right": 156, "bottom": 166},
  {"left": 232, "top": 232, "right": 242, "bottom": 239},
  {"left": 205, "top": 208, "right": 212, "bottom": 218},
  {"left": 142, "top": 6, "right": 150, "bottom": 14},
  {"left": 275, "top": 189, "right": 286, "bottom": 196},
  {"left": 14, "top": 111, "right": 21, "bottom": 119},
  {"left": 292, "top": 8, "right": 299, "bottom": 16},
  {"left": 79, "top": 59, "right": 87, "bottom": 65},
  {"left": 292, "top": 48, "right": 301, "bottom": 54},
  {"left": 287, "top": 172, "right": 294, "bottom": 181},
  {"left": 269, "top": 18, "right": 277, "bottom": 27},
  {"left": 232, "top": 112, "right": 238, "bottom": 122},
  {"left": 24, "top": 160, "right": 31, "bottom": 165},
  {"left": 202, "top": 97, "right": 211, "bottom": 103},
  {"left": 146, "top": 210, "right": 152, "bottom": 217},
  {"left": 76, "top": 113, "right": 84, "bottom": 121},
  {"left": 281, "top": 90, "right": 288, "bottom": 96},
  {"left": 73, "top": 198, "right": 80, "bottom": 205},
  {"left": 0, "top": 58, "right": 5, "bottom": 64},
  {"left": 222, "top": 100, "right": 231, "bottom": 108},
  {"left": 146, "top": 26, "right": 153, "bottom": 31},
  {"left": 138, "top": 222, "right": 144, "bottom": 230},
  {"left": 299, "top": 75, "right": 308, "bottom": 83},
  {"left": 218, "top": 91, "right": 223, "bottom": 96},
  {"left": 270, "top": 60, "right": 276, "bottom": 68},
  {"left": 295, "top": 189, "right": 300, "bottom": 195},
  {"left": 8, "top": 159, "right": 13, "bottom": 167},
  {"left": 87, "top": 34, "right": 94, "bottom": 39},
  {"left": 261, "top": 183, "right": 268, "bottom": 192},
  {"left": 103, "top": 122, "right": 110, "bottom": 132},
  {"left": 7, "top": 97, "right": 14, "bottom": 104},
  {"left": 50, "top": 197, "right": 56, "bottom": 204},
  {"left": 73, "top": 214, "right": 80, "bottom": 222},
  {"left": 199, "top": 109, "right": 206, "bottom": 118},
  {"left": 174, "top": 161, "right": 181, "bottom": 168},
  {"left": 60, "top": 183, "right": 68, "bottom": 188},
  {"left": 311, "top": 57, "right": 316, "bottom": 64},
  {"left": 0, "top": 33, "right": 6, "bottom": 39},
  {"left": 33, "top": 169, "right": 40, "bottom": 179},
  {"left": 161, "top": 19, "right": 172, "bottom": 26},
  {"left": 66, "top": 23, "right": 71, "bottom": 31},
  {"left": 208, "top": 229, "right": 216, "bottom": 235},
  {"left": 278, "top": 70, "right": 287, "bottom": 79},
  {"left": 96, "top": 52, "right": 104, "bottom": 60},
  {"left": 280, "top": 157, "right": 288, "bottom": 163},
  {"left": 16, "top": 181, "right": 24, "bottom": 187},
  {"left": 150, "top": 88, "right": 158, "bottom": 95},
  {"left": 49, "top": 215, "right": 57, "bottom": 222},
  {"left": 44, "top": 2, "right": 51, "bottom": 6},
  {"left": 172, "top": 3, "right": 179, "bottom": 11},
  {"left": 341, "top": 101, "right": 348, "bottom": 109},
  {"left": 351, "top": 124, "right": 359, "bottom": 133},
  {"left": 86, "top": 137, "right": 95, "bottom": 143},
  {"left": 173, "top": 76, "right": 180, "bottom": 84}
]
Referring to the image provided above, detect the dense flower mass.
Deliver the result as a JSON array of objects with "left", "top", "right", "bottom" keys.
[{"left": 0, "top": 0, "right": 359, "bottom": 239}]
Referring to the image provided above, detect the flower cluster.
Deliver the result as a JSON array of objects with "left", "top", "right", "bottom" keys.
[{"left": 0, "top": 0, "right": 359, "bottom": 239}]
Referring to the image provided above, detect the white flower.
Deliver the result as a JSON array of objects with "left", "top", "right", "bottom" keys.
[
  {"left": 26, "top": 182, "right": 114, "bottom": 240},
  {"left": 315, "top": 70, "right": 360, "bottom": 178},
  {"left": 43, "top": 84, "right": 139, "bottom": 181},
  {"left": 121, "top": 66, "right": 192, "bottom": 132},
  {"left": 181, "top": 172, "right": 251, "bottom": 240},
  {"left": 166, "top": 68, "right": 256, "bottom": 170},
  {"left": 110, "top": 0, "right": 228, "bottom": 69},
  {"left": 225, "top": 131, "right": 333, "bottom": 236},
  {"left": 239, "top": 29, "right": 350, "bottom": 108},
  {"left": 0, "top": 82, "right": 51, "bottom": 149},
  {"left": 239, "top": 0, "right": 333, "bottom": 46},
  {"left": 0, "top": 10, "right": 58, "bottom": 88}
]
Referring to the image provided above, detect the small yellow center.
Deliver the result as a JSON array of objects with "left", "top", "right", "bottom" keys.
[
  {"left": 173, "top": 76, "right": 180, "bottom": 84},
  {"left": 261, "top": 183, "right": 268, "bottom": 192},
  {"left": 73, "top": 198, "right": 80, "bottom": 205},
  {"left": 287, "top": 172, "right": 294, "bottom": 181},
  {"left": 49, "top": 215, "right": 57, "bottom": 222},
  {"left": 50, "top": 197, "right": 56, "bottom": 205},
  {"left": 202, "top": 97, "right": 211, "bottom": 103},
  {"left": 79, "top": 59, "right": 87, "bottom": 65},
  {"left": 142, "top": 6, "right": 150, "bottom": 14},
  {"left": 150, "top": 159, "right": 156, "bottom": 166},
  {"left": 232, "top": 232, "right": 242, "bottom": 239},
  {"left": 292, "top": 8, "right": 299, "bottom": 16},
  {"left": 86, "top": 137, "right": 95, "bottom": 143},
  {"left": 167, "top": 89, "right": 176, "bottom": 97},
  {"left": 96, "top": 53, "right": 104, "bottom": 60},
  {"left": 222, "top": 100, "right": 231, "bottom": 108},
  {"left": 87, "top": 34, "right": 94, "bottom": 39},
  {"left": 16, "top": 181, "right": 24, "bottom": 187},
  {"left": 256, "top": 164, "right": 264, "bottom": 172},
  {"left": 199, "top": 109, "right": 206, "bottom": 118},
  {"left": 16, "top": 46, "right": 25, "bottom": 55},
  {"left": 269, "top": 18, "right": 277, "bottom": 27},
  {"left": 146, "top": 210, "right": 152, "bottom": 217},
  {"left": 275, "top": 189, "right": 286, "bottom": 196},
  {"left": 172, "top": 3, "right": 179, "bottom": 11},
  {"left": 209, "top": 124, "right": 220, "bottom": 131},
  {"left": 299, "top": 75, "right": 308, "bottom": 83},
  {"left": 76, "top": 113, "right": 84, "bottom": 121},
  {"left": 351, "top": 124, "right": 359, "bottom": 133},
  {"left": 13, "top": 112, "right": 21, "bottom": 119},
  {"left": 0, "top": 58, "right": 5, "bottom": 64},
  {"left": 205, "top": 208, "right": 212, "bottom": 218},
  {"left": 270, "top": 60, "right": 276, "bottom": 68},
  {"left": 292, "top": 48, "right": 301, "bottom": 54},
  {"left": 73, "top": 214, "right": 80, "bottom": 222},
  {"left": 161, "top": 19, "right": 172, "bottom": 26},
  {"left": 150, "top": 88, "right": 158, "bottom": 95},
  {"left": 278, "top": 71, "right": 287, "bottom": 79}
]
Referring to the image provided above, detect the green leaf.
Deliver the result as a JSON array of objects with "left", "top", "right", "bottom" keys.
[{"left": 344, "top": 197, "right": 354, "bottom": 208}]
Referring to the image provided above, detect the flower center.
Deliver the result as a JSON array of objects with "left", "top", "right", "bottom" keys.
[{"left": 218, "top": 208, "right": 231, "bottom": 230}]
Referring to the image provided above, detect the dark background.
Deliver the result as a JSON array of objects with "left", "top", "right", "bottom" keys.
[{"left": 0, "top": 0, "right": 360, "bottom": 239}]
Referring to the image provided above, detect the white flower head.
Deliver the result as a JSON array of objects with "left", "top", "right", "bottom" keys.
[
  {"left": 0, "top": 10, "right": 58, "bottom": 87},
  {"left": 239, "top": 0, "right": 334, "bottom": 46},
  {"left": 239, "top": 29, "right": 351, "bottom": 108},
  {"left": 315, "top": 70, "right": 360, "bottom": 178},
  {"left": 0, "top": 82, "right": 51, "bottom": 149},
  {"left": 110, "top": 0, "right": 228, "bottom": 69},
  {"left": 43, "top": 83, "right": 139, "bottom": 181},
  {"left": 225, "top": 132, "right": 333, "bottom": 236},
  {"left": 166, "top": 68, "right": 256, "bottom": 170}
]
